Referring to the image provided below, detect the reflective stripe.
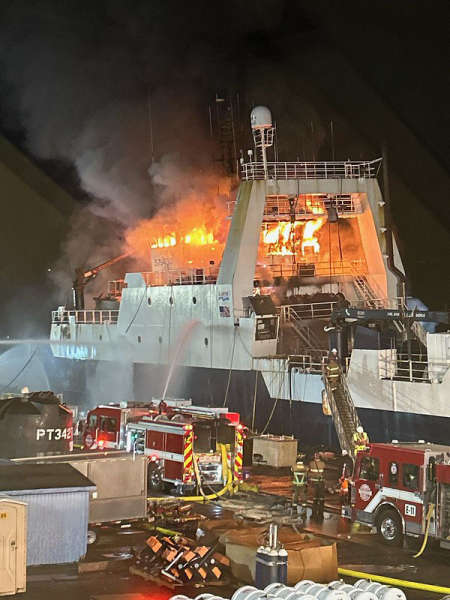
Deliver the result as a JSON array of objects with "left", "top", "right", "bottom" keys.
[{"left": 364, "top": 486, "right": 424, "bottom": 513}]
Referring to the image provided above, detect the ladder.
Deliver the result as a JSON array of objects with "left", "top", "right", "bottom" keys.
[
  {"left": 353, "top": 274, "right": 385, "bottom": 308},
  {"left": 322, "top": 361, "right": 363, "bottom": 459}
]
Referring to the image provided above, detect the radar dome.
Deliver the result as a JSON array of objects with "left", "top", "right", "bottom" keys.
[{"left": 251, "top": 106, "right": 272, "bottom": 129}]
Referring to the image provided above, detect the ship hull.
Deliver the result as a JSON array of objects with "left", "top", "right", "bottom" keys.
[{"left": 52, "top": 356, "right": 450, "bottom": 448}]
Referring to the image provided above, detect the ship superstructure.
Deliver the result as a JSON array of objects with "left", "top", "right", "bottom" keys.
[{"left": 50, "top": 107, "right": 450, "bottom": 445}]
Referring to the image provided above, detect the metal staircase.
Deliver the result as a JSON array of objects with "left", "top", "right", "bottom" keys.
[
  {"left": 322, "top": 361, "right": 362, "bottom": 459},
  {"left": 352, "top": 274, "right": 385, "bottom": 308},
  {"left": 285, "top": 306, "right": 324, "bottom": 351}
]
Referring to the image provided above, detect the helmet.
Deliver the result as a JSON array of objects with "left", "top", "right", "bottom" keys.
[
  {"left": 342, "top": 449, "right": 348, "bottom": 456},
  {"left": 331, "top": 348, "right": 338, "bottom": 354},
  {"left": 356, "top": 426, "right": 364, "bottom": 434}
]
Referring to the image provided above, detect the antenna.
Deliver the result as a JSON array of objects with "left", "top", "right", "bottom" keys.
[
  {"left": 250, "top": 106, "right": 274, "bottom": 179},
  {"left": 147, "top": 88, "right": 155, "bottom": 166}
]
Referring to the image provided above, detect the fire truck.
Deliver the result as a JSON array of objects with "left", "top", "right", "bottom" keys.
[
  {"left": 83, "top": 399, "right": 244, "bottom": 493},
  {"left": 343, "top": 442, "right": 450, "bottom": 550}
]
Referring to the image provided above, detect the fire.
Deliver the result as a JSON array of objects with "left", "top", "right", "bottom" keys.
[
  {"left": 301, "top": 218, "right": 324, "bottom": 255},
  {"left": 262, "top": 222, "right": 301, "bottom": 255},
  {"left": 126, "top": 194, "right": 229, "bottom": 271},
  {"left": 262, "top": 218, "right": 324, "bottom": 256}
]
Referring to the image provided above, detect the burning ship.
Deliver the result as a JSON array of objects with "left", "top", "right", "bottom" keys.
[{"left": 50, "top": 106, "right": 450, "bottom": 445}]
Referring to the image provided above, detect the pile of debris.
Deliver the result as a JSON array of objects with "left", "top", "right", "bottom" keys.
[
  {"left": 130, "top": 531, "right": 231, "bottom": 588},
  {"left": 148, "top": 501, "right": 206, "bottom": 535}
]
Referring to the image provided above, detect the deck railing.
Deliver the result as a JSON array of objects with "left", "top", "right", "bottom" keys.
[
  {"left": 52, "top": 310, "right": 119, "bottom": 324},
  {"left": 142, "top": 269, "right": 218, "bottom": 287},
  {"left": 241, "top": 159, "right": 382, "bottom": 181}
]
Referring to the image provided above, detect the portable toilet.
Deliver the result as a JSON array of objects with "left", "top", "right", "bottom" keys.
[{"left": 0, "top": 498, "right": 27, "bottom": 596}]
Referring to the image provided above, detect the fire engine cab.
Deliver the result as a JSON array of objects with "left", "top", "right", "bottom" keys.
[
  {"left": 82, "top": 399, "right": 192, "bottom": 451},
  {"left": 83, "top": 399, "right": 244, "bottom": 493},
  {"left": 343, "top": 442, "right": 450, "bottom": 549}
]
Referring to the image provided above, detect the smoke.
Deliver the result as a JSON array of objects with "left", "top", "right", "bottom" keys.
[{"left": 0, "top": 0, "right": 325, "bottom": 303}]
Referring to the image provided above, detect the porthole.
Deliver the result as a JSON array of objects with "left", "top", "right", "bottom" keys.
[
  {"left": 138, "top": 336, "right": 142, "bottom": 343},
  {"left": 193, "top": 297, "right": 197, "bottom": 304},
  {"left": 99, "top": 334, "right": 103, "bottom": 341},
  {"left": 147, "top": 297, "right": 152, "bottom": 306},
  {"left": 204, "top": 337, "right": 209, "bottom": 346},
  {"left": 158, "top": 336, "right": 162, "bottom": 344},
  {"left": 169, "top": 297, "right": 174, "bottom": 305}
]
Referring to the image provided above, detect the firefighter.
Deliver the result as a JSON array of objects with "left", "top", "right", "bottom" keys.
[
  {"left": 326, "top": 349, "right": 340, "bottom": 390},
  {"left": 353, "top": 425, "right": 369, "bottom": 453},
  {"left": 291, "top": 457, "right": 308, "bottom": 515},
  {"left": 338, "top": 449, "right": 353, "bottom": 505},
  {"left": 308, "top": 451, "right": 326, "bottom": 520}
]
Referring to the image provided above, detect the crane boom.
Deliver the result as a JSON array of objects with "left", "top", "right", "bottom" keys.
[{"left": 73, "top": 250, "right": 134, "bottom": 310}]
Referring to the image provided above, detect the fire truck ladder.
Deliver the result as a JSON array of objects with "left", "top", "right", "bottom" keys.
[{"left": 322, "top": 361, "right": 362, "bottom": 458}]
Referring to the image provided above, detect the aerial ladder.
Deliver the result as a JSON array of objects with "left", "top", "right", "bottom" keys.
[
  {"left": 322, "top": 357, "right": 365, "bottom": 460},
  {"left": 72, "top": 250, "right": 133, "bottom": 310}
]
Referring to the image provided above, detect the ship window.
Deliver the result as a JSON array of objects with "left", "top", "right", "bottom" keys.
[
  {"left": 169, "top": 297, "right": 174, "bottom": 305},
  {"left": 193, "top": 297, "right": 197, "bottom": 304},
  {"left": 205, "top": 337, "right": 209, "bottom": 346},
  {"left": 359, "top": 456, "right": 379, "bottom": 481},
  {"left": 158, "top": 336, "right": 162, "bottom": 344},
  {"left": 389, "top": 461, "right": 399, "bottom": 486},
  {"left": 403, "top": 463, "right": 419, "bottom": 490},
  {"left": 138, "top": 336, "right": 142, "bottom": 343},
  {"left": 99, "top": 335, "right": 103, "bottom": 341},
  {"left": 147, "top": 297, "right": 152, "bottom": 306}
]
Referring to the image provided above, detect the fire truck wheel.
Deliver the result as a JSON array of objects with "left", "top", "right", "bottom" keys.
[
  {"left": 376, "top": 509, "right": 403, "bottom": 547},
  {"left": 87, "top": 527, "right": 100, "bottom": 546},
  {"left": 148, "top": 463, "right": 164, "bottom": 492}
]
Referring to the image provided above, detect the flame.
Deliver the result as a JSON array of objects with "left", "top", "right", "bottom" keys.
[
  {"left": 126, "top": 193, "right": 229, "bottom": 271},
  {"left": 262, "top": 222, "right": 301, "bottom": 255},
  {"left": 262, "top": 218, "right": 324, "bottom": 256},
  {"left": 301, "top": 218, "right": 324, "bottom": 255}
]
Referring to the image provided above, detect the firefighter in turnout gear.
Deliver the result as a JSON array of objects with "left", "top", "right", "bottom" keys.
[
  {"left": 353, "top": 425, "right": 369, "bottom": 454},
  {"left": 291, "top": 457, "right": 308, "bottom": 515},
  {"left": 326, "top": 349, "right": 340, "bottom": 390},
  {"left": 308, "top": 452, "right": 326, "bottom": 520}
]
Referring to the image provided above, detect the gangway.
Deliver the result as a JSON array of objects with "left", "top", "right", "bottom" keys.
[{"left": 322, "top": 359, "right": 363, "bottom": 459}]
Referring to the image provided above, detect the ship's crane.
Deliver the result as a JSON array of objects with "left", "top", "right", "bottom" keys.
[{"left": 72, "top": 250, "right": 133, "bottom": 310}]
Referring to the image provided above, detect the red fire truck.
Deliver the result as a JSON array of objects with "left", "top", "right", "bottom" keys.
[
  {"left": 83, "top": 400, "right": 244, "bottom": 493},
  {"left": 82, "top": 399, "right": 192, "bottom": 451},
  {"left": 343, "top": 442, "right": 450, "bottom": 549}
]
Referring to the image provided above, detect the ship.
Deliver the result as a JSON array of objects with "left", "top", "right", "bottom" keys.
[{"left": 50, "top": 106, "right": 450, "bottom": 446}]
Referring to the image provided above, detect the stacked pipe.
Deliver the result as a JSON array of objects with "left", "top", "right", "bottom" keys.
[
  {"left": 132, "top": 532, "right": 230, "bottom": 586},
  {"left": 169, "top": 579, "right": 409, "bottom": 600}
]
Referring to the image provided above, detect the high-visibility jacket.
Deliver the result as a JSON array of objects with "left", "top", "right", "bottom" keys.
[
  {"left": 292, "top": 462, "right": 308, "bottom": 487},
  {"left": 308, "top": 459, "right": 326, "bottom": 482},
  {"left": 326, "top": 358, "right": 340, "bottom": 381},
  {"left": 353, "top": 430, "right": 369, "bottom": 448}
]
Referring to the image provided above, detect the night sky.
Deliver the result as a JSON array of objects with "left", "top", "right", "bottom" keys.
[{"left": 0, "top": 0, "right": 449, "bottom": 337}]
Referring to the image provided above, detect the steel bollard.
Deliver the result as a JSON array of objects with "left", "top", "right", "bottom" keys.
[{"left": 354, "top": 580, "right": 407, "bottom": 600}]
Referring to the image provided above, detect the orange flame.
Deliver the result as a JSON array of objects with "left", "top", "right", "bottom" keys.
[
  {"left": 301, "top": 218, "right": 324, "bottom": 255},
  {"left": 262, "top": 218, "right": 324, "bottom": 256}
]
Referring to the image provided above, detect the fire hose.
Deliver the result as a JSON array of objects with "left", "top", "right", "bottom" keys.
[
  {"left": 147, "top": 443, "right": 238, "bottom": 503},
  {"left": 413, "top": 501, "right": 435, "bottom": 559},
  {"left": 338, "top": 567, "right": 450, "bottom": 596}
]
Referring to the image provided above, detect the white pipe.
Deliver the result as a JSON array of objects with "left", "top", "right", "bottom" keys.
[{"left": 354, "top": 580, "right": 407, "bottom": 600}]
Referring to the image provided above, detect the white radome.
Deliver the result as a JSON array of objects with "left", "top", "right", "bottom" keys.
[{"left": 251, "top": 105, "right": 273, "bottom": 129}]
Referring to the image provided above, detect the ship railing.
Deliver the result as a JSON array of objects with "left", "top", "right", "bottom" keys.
[
  {"left": 142, "top": 269, "right": 219, "bottom": 286},
  {"left": 241, "top": 158, "right": 382, "bottom": 181},
  {"left": 267, "top": 259, "right": 368, "bottom": 280},
  {"left": 379, "top": 352, "right": 450, "bottom": 383},
  {"left": 289, "top": 354, "right": 326, "bottom": 374},
  {"left": 52, "top": 310, "right": 119, "bottom": 325},
  {"left": 280, "top": 302, "right": 337, "bottom": 321},
  {"left": 227, "top": 194, "right": 362, "bottom": 219}
]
